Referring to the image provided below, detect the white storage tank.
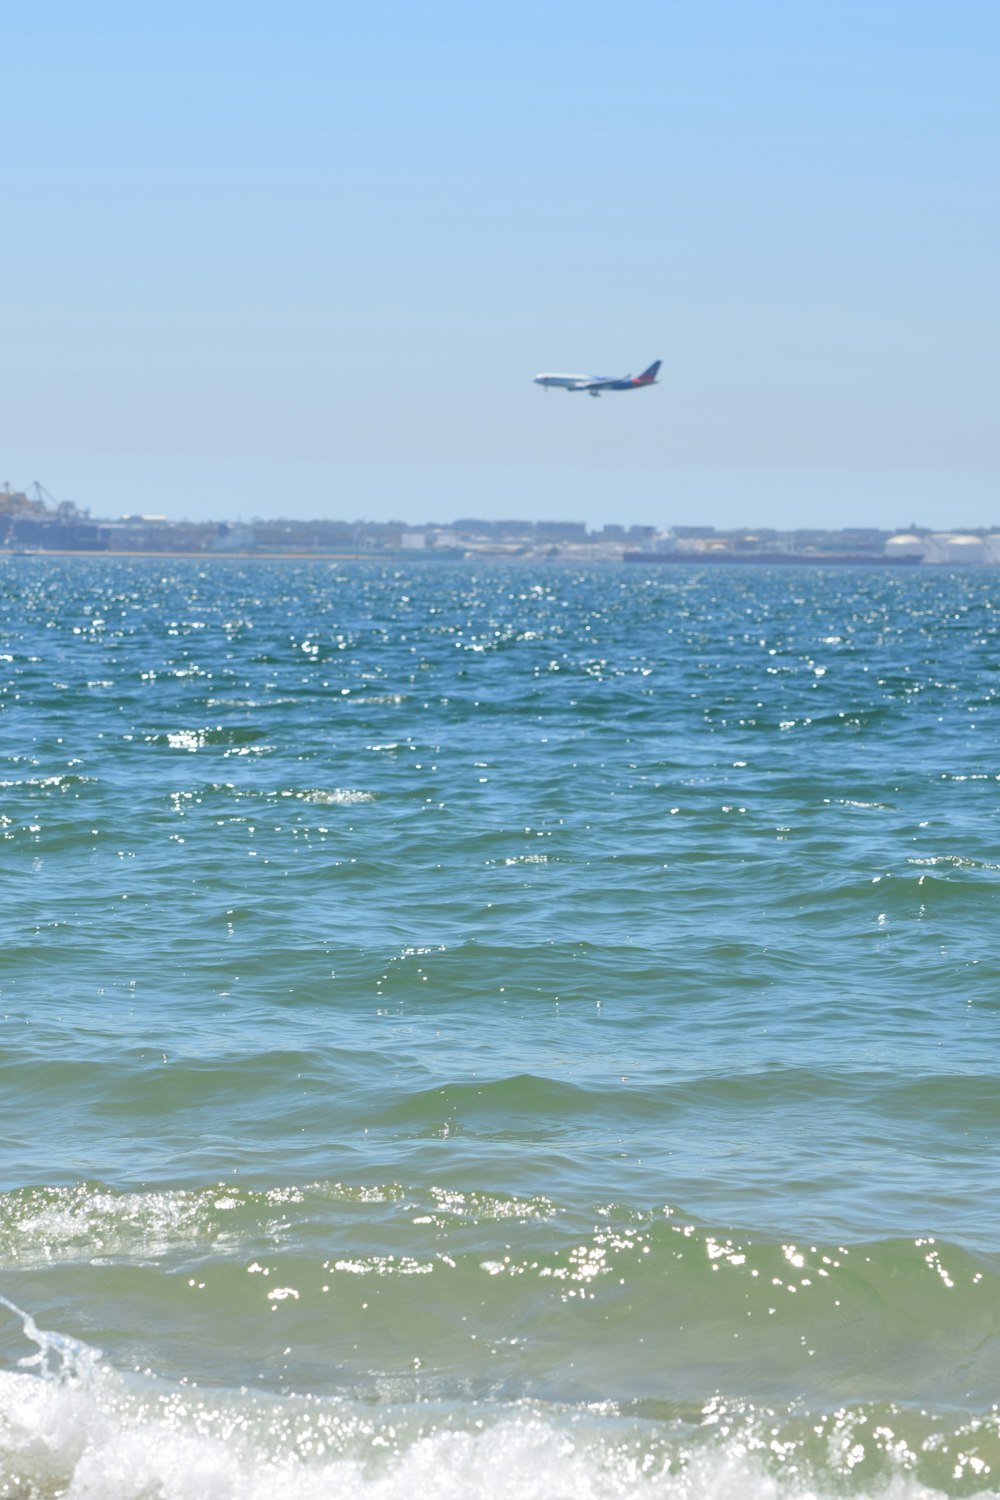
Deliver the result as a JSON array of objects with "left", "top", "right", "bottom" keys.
[{"left": 923, "top": 533, "right": 987, "bottom": 564}]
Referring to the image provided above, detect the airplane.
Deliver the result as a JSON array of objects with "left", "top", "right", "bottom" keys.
[{"left": 533, "top": 359, "right": 661, "bottom": 398}]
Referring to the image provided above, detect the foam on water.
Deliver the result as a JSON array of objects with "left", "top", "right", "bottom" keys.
[{"left": 0, "top": 1296, "right": 982, "bottom": 1499}]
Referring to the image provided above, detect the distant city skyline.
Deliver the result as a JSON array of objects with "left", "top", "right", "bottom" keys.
[
  {"left": 3, "top": 2, "right": 998, "bottom": 529},
  {"left": 6, "top": 464, "right": 998, "bottom": 537},
  {"left": 4, "top": 481, "right": 997, "bottom": 559}
]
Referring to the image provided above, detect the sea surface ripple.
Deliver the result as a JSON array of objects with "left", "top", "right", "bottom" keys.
[{"left": 1, "top": 558, "right": 999, "bottom": 1497}]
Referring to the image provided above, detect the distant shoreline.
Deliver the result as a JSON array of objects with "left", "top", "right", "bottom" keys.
[
  {"left": 622, "top": 550, "right": 921, "bottom": 567},
  {"left": 2, "top": 547, "right": 930, "bottom": 565},
  {"left": 0, "top": 549, "right": 466, "bottom": 561}
]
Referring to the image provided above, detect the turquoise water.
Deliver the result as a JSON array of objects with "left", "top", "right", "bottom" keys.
[{"left": 2, "top": 557, "right": 1000, "bottom": 1497}]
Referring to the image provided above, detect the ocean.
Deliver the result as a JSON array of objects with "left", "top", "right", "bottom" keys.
[{"left": 2, "top": 556, "right": 999, "bottom": 1498}]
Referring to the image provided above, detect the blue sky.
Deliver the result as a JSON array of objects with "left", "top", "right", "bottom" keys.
[{"left": 3, "top": 1, "right": 998, "bottom": 529}]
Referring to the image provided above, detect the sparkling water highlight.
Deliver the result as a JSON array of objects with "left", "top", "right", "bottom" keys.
[{"left": 2, "top": 557, "right": 999, "bottom": 1497}]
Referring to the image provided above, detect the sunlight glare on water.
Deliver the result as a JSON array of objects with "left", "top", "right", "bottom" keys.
[{"left": 2, "top": 558, "right": 1000, "bottom": 1497}]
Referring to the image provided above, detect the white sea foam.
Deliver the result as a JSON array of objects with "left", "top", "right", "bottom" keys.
[
  {"left": 298, "top": 788, "right": 376, "bottom": 805},
  {"left": 0, "top": 1300, "right": 961, "bottom": 1500},
  {"left": 0, "top": 1367, "right": 954, "bottom": 1500}
]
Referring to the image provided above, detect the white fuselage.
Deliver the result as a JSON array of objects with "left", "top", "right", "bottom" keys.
[{"left": 533, "top": 373, "right": 599, "bottom": 390}]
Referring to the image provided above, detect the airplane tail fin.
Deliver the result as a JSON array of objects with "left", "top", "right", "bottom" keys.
[{"left": 639, "top": 360, "right": 661, "bottom": 382}]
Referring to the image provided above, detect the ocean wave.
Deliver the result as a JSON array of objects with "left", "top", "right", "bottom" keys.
[
  {"left": 4, "top": 1187, "right": 1000, "bottom": 1412},
  {"left": 0, "top": 1295, "right": 992, "bottom": 1498}
]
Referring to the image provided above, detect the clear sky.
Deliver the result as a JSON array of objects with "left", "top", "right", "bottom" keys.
[{"left": 3, "top": 1, "right": 998, "bottom": 531}]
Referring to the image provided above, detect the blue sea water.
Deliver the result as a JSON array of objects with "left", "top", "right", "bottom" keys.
[{"left": 2, "top": 556, "right": 1000, "bottom": 1498}]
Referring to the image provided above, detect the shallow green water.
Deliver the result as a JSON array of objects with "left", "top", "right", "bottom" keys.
[{"left": 2, "top": 558, "right": 999, "bottom": 1496}]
